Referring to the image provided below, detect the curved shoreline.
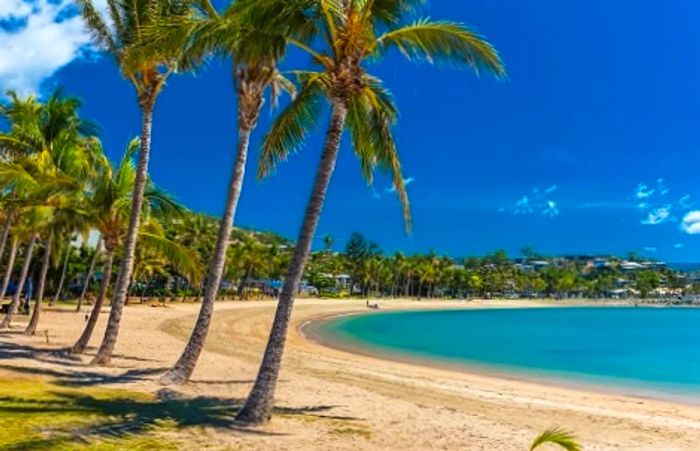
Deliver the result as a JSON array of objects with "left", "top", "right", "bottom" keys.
[{"left": 300, "top": 306, "right": 700, "bottom": 406}]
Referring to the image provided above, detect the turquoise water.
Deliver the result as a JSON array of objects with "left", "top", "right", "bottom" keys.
[{"left": 315, "top": 307, "right": 700, "bottom": 400}]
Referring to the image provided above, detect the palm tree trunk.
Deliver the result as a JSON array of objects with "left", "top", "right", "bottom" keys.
[
  {"left": 77, "top": 237, "right": 101, "bottom": 312},
  {"left": 71, "top": 248, "right": 114, "bottom": 355},
  {"left": 236, "top": 101, "right": 348, "bottom": 425},
  {"left": 0, "top": 216, "right": 11, "bottom": 265},
  {"left": 0, "top": 237, "right": 18, "bottom": 303},
  {"left": 92, "top": 101, "right": 154, "bottom": 365},
  {"left": 0, "top": 235, "right": 37, "bottom": 329},
  {"left": 160, "top": 126, "right": 253, "bottom": 385},
  {"left": 24, "top": 232, "right": 53, "bottom": 335},
  {"left": 50, "top": 244, "right": 70, "bottom": 306}
]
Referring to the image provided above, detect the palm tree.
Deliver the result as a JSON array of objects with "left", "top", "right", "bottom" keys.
[
  {"left": 0, "top": 90, "right": 100, "bottom": 335},
  {"left": 0, "top": 236, "right": 19, "bottom": 303},
  {"left": 71, "top": 139, "right": 197, "bottom": 354},
  {"left": 236, "top": 0, "right": 504, "bottom": 424},
  {"left": 76, "top": 0, "right": 194, "bottom": 365},
  {"left": 76, "top": 237, "right": 102, "bottom": 311},
  {"left": 0, "top": 215, "right": 42, "bottom": 329},
  {"left": 157, "top": 0, "right": 296, "bottom": 385}
]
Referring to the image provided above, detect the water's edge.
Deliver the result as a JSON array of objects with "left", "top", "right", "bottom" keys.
[{"left": 300, "top": 308, "right": 700, "bottom": 406}]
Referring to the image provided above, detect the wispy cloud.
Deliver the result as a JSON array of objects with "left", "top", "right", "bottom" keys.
[
  {"left": 0, "top": 0, "right": 107, "bottom": 94},
  {"left": 635, "top": 183, "right": 655, "bottom": 199},
  {"left": 542, "top": 200, "right": 559, "bottom": 218},
  {"left": 641, "top": 206, "right": 672, "bottom": 225},
  {"left": 674, "top": 243, "right": 685, "bottom": 249},
  {"left": 679, "top": 194, "right": 693, "bottom": 209},
  {"left": 514, "top": 195, "right": 533, "bottom": 215},
  {"left": 509, "top": 186, "right": 560, "bottom": 218},
  {"left": 643, "top": 247, "right": 658, "bottom": 253},
  {"left": 682, "top": 211, "right": 700, "bottom": 235}
]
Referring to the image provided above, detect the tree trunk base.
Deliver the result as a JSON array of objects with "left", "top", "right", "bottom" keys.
[
  {"left": 90, "top": 351, "right": 112, "bottom": 366},
  {"left": 159, "top": 368, "right": 188, "bottom": 385},
  {"left": 235, "top": 403, "right": 271, "bottom": 426}
]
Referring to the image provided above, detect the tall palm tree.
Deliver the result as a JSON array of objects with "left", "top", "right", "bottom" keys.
[
  {"left": 76, "top": 0, "right": 194, "bottom": 365},
  {"left": 236, "top": 0, "right": 505, "bottom": 424},
  {"left": 157, "top": 0, "right": 295, "bottom": 385},
  {"left": 71, "top": 139, "right": 198, "bottom": 354}
]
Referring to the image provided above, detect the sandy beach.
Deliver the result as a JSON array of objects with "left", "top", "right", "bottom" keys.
[{"left": 3, "top": 298, "right": 700, "bottom": 450}]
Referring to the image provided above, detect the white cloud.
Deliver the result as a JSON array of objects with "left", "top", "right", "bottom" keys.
[
  {"left": 643, "top": 247, "right": 658, "bottom": 253},
  {"left": 542, "top": 200, "right": 559, "bottom": 218},
  {"left": 682, "top": 211, "right": 700, "bottom": 235},
  {"left": 514, "top": 195, "right": 533, "bottom": 215},
  {"left": 545, "top": 185, "right": 558, "bottom": 194},
  {"left": 635, "top": 183, "right": 655, "bottom": 199},
  {"left": 0, "top": 0, "right": 106, "bottom": 94},
  {"left": 641, "top": 206, "right": 671, "bottom": 225},
  {"left": 674, "top": 243, "right": 685, "bottom": 249},
  {"left": 0, "top": 0, "right": 31, "bottom": 17}
]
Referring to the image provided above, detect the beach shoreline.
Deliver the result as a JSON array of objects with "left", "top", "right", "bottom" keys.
[
  {"left": 4, "top": 298, "right": 700, "bottom": 449},
  {"left": 300, "top": 303, "right": 700, "bottom": 407}
]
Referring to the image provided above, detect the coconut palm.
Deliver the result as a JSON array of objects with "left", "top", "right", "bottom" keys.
[
  {"left": 157, "top": 0, "right": 296, "bottom": 385},
  {"left": 0, "top": 90, "right": 100, "bottom": 335},
  {"left": 71, "top": 139, "right": 199, "bottom": 354},
  {"left": 76, "top": 0, "right": 195, "bottom": 365},
  {"left": 236, "top": 0, "right": 505, "bottom": 424},
  {"left": 0, "top": 91, "right": 44, "bottom": 263}
]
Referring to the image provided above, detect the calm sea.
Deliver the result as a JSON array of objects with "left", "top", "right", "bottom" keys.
[{"left": 315, "top": 307, "right": 700, "bottom": 401}]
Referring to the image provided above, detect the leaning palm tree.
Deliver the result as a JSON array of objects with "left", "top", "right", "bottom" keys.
[
  {"left": 76, "top": 0, "right": 194, "bottom": 365},
  {"left": 155, "top": 0, "right": 295, "bottom": 385},
  {"left": 236, "top": 0, "right": 505, "bottom": 424},
  {"left": 71, "top": 139, "right": 198, "bottom": 354}
]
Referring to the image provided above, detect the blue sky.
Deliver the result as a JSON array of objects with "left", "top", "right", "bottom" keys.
[{"left": 2, "top": 1, "right": 700, "bottom": 261}]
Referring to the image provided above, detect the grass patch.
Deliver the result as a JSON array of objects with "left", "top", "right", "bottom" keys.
[{"left": 0, "top": 374, "right": 229, "bottom": 450}]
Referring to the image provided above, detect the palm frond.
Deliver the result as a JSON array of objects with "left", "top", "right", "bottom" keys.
[
  {"left": 258, "top": 72, "right": 327, "bottom": 179},
  {"left": 365, "top": 0, "right": 426, "bottom": 25},
  {"left": 75, "top": 0, "right": 119, "bottom": 56},
  {"left": 377, "top": 19, "right": 506, "bottom": 78},
  {"left": 345, "top": 76, "right": 411, "bottom": 230},
  {"left": 139, "top": 230, "right": 203, "bottom": 284},
  {"left": 530, "top": 427, "right": 581, "bottom": 451}
]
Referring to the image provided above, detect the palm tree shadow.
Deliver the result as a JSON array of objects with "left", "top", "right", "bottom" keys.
[
  {"left": 0, "top": 363, "right": 168, "bottom": 388},
  {"left": 0, "top": 341, "right": 82, "bottom": 366},
  {"left": 0, "top": 389, "right": 350, "bottom": 448}
]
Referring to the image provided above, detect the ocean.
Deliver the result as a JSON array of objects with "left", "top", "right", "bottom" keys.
[{"left": 314, "top": 307, "right": 700, "bottom": 401}]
